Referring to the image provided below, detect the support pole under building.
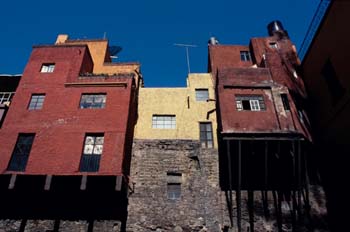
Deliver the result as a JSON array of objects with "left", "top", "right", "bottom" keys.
[
  {"left": 237, "top": 140, "right": 242, "bottom": 232},
  {"left": 263, "top": 140, "right": 270, "bottom": 218},
  {"left": 248, "top": 190, "right": 254, "bottom": 232},
  {"left": 291, "top": 140, "right": 297, "bottom": 232},
  {"left": 226, "top": 140, "right": 234, "bottom": 227},
  {"left": 297, "top": 140, "right": 302, "bottom": 221}
]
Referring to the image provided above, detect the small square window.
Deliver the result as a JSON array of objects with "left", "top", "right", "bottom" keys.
[
  {"left": 40, "top": 63, "right": 55, "bottom": 73},
  {"left": 195, "top": 89, "right": 209, "bottom": 101},
  {"left": 80, "top": 94, "right": 106, "bottom": 109},
  {"left": 240, "top": 51, "right": 251, "bottom": 62},
  {"left": 80, "top": 133, "right": 104, "bottom": 172},
  {"left": 28, "top": 94, "right": 45, "bottom": 110},
  {"left": 269, "top": 42, "right": 278, "bottom": 49}
]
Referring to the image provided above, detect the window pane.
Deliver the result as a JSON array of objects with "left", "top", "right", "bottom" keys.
[
  {"left": 93, "top": 145, "right": 103, "bottom": 155},
  {"left": 195, "top": 89, "right": 209, "bottom": 101},
  {"left": 84, "top": 145, "right": 94, "bottom": 154}
]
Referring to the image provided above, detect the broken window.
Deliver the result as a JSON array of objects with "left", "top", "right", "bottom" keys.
[
  {"left": 235, "top": 95, "right": 265, "bottom": 111},
  {"left": 195, "top": 89, "right": 209, "bottom": 101},
  {"left": 152, "top": 115, "right": 176, "bottom": 129},
  {"left": 167, "top": 172, "right": 182, "bottom": 200},
  {"left": 28, "top": 94, "right": 45, "bottom": 110},
  {"left": 200, "top": 122, "right": 213, "bottom": 148},
  {"left": 7, "top": 134, "right": 35, "bottom": 171},
  {"left": 79, "top": 134, "right": 104, "bottom": 172},
  {"left": 240, "top": 51, "right": 251, "bottom": 61},
  {"left": 80, "top": 94, "right": 106, "bottom": 109}
]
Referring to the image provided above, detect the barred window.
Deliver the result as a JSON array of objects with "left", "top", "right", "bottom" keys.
[
  {"left": 235, "top": 95, "right": 265, "bottom": 111},
  {"left": 152, "top": 115, "right": 176, "bottom": 129},
  {"left": 195, "top": 89, "right": 209, "bottom": 101},
  {"left": 28, "top": 94, "right": 45, "bottom": 110},
  {"left": 80, "top": 94, "right": 106, "bottom": 109}
]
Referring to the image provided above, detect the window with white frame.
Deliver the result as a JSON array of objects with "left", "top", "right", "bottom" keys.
[
  {"left": 28, "top": 94, "right": 45, "bottom": 110},
  {"left": 235, "top": 95, "right": 265, "bottom": 111},
  {"left": 80, "top": 134, "right": 104, "bottom": 172},
  {"left": 80, "top": 94, "right": 106, "bottom": 109},
  {"left": 40, "top": 63, "right": 55, "bottom": 73},
  {"left": 152, "top": 115, "right": 176, "bottom": 129},
  {"left": 195, "top": 89, "right": 209, "bottom": 101}
]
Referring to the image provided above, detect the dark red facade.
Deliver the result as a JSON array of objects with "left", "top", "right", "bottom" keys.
[
  {"left": 0, "top": 45, "right": 138, "bottom": 176},
  {"left": 0, "top": 39, "right": 140, "bottom": 229},
  {"left": 209, "top": 34, "right": 311, "bottom": 140}
]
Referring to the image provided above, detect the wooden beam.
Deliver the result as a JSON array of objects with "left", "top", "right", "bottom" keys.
[
  {"left": 80, "top": 175, "right": 87, "bottom": 190},
  {"left": 8, "top": 174, "right": 17, "bottom": 189},
  {"left": 44, "top": 175, "right": 52, "bottom": 191}
]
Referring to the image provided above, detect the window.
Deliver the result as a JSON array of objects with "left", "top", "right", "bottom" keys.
[
  {"left": 40, "top": 63, "right": 55, "bottom": 73},
  {"left": 195, "top": 89, "right": 209, "bottom": 101},
  {"left": 235, "top": 95, "right": 266, "bottom": 111},
  {"left": 280, "top": 94, "right": 290, "bottom": 111},
  {"left": 240, "top": 51, "right": 251, "bottom": 61},
  {"left": 152, "top": 115, "right": 176, "bottom": 129},
  {"left": 7, "top": 134, "right": 35, "bottom": 171},
  {"left": 79, "top": 134, "right": 104, "bottom": 172},
  {"left": 269, "top": 42, "right": 278, "bottom": 49},
  {"left": 200, "top": 122, "right": 213, "bottom": 148},
  {"left": 80, "top": 94, "right": 106, "bottom": 109},
  {"left": 0, "top": 92, "right": 15, "bottom": 105},
  {"left": 167, "top": 172, "right": 182, "bottom": 200},
  {"left": 321, "top": 59, "right": 345, "bottom": 104},
  {"left": 28, "top": 94, "right": 45, "bottom": 110}
]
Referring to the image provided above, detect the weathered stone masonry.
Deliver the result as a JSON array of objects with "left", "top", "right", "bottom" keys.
[{"left": 127, "top": 139, "right": 230, "bottom": 232}]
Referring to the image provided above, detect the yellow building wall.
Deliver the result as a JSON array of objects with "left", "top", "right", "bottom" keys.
[{"left": 134, "top": 73, "right": 217, "bottom": 148}]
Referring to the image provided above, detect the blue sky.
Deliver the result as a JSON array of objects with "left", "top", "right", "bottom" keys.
[{"left": 0, "top": 0, "right": 319, "bottom": 87}]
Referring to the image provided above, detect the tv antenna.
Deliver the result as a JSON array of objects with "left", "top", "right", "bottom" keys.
[{"left": 174, "top": 43, "right": 197, "bottom": 74}]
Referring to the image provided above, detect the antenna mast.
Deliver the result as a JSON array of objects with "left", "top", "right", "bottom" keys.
[{"left": 174, "top": 43, "right": 197, "bottom": 74}]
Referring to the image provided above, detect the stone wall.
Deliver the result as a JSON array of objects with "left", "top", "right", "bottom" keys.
[
  {"left": 127, "top": 139, "right": 329, "bottom": 232},
  {"left": 0, "top": 219, "right": 121, "bottom": 232},
  {"left": 127, "top": 139, "right": 230, "bottom": 232}
]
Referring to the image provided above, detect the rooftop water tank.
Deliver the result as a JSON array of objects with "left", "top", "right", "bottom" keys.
[{"left": 267, "top": 20, "right": 287, "bottom": 36}]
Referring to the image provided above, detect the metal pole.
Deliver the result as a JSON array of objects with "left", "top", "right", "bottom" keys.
[
  {"left": 291, "top": 140, "right": 297, "bottom": 231},
  {"left": 226, "top": 140, "right": 233, "bottom": 227},
  {"left": 263, "top": 140, "right": 269, "bottom": 218},
  {"left": 185, "top": 47, "right": 190, "bottom": 74},
  {"left": 237, "top": 140, "right": 242, "bottom": 232},
  {"left": 297, "top": 140, "right": 302, "bottom": 220}
]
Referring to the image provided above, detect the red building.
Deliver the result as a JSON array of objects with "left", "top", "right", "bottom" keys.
[
  {"left": 209, "top": 22, "right": 325, "bottom": 231},
  {"left": 0, "top": 36, "right": 141, "bottom": 231}
]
